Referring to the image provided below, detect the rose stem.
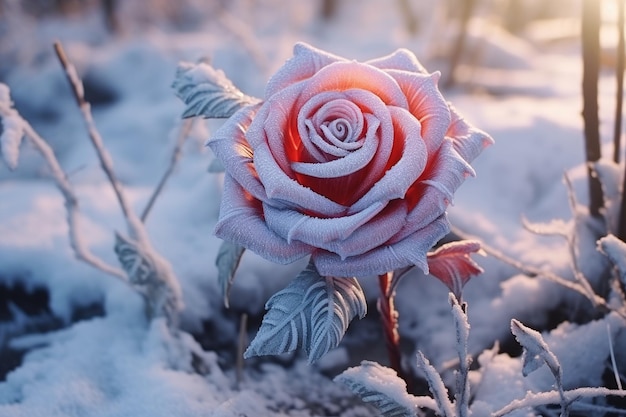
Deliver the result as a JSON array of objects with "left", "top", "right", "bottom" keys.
[{"left": 377, "top": 272, "right": 406, "bottom": 382}]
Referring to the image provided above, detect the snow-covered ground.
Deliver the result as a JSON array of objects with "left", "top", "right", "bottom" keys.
[{"left": 1, "top": 1, "right": 625, "bottom": 416}]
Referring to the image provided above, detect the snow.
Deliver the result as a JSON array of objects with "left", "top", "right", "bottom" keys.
[{"left": 1, "top": 0, "right": 626, "bottom": 416}]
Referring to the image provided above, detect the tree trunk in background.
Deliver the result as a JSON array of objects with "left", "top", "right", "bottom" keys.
[
  {"left": 581, "top": 0, "right": 604, "bottom": 218},
  {"left": 618, "top": 1, "right": 626, "bottom": 242},
  {"left": 444, "top": 0, "right": 477, "bottom": 89},
  {"left": 102, "top": 0, "right": 118, "bottom": 33},
  {"left": 397, "top": 0, "right": 418, "bottom": 35},
  {"left": 320, "top": 0, "right": 338, "bottom": 20}
]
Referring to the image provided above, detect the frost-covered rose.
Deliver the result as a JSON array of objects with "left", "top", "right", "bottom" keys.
[{"left": 209, "top": 43, "right": 492, "bottom": 277}]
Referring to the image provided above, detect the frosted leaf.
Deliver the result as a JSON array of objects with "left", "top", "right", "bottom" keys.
[
  {"left": 335, "top": 361, "right": 426, "bottom": 417},
  {"left": 244, "top": 261, "right": 367, "bottom": 363},
  {"left": 215, "top": 241, "right": 245, "bottom": 308},
  {"left": 0, "top": 84, "right": 25, "bottom": 170},
  {"left": 415, "top": 352, "right": 454, "bottom": 417},
  {"left": 114, "top": 232, "right": 158, "bottom": 286},
  {"left": 597, "top": 234, "right": 626, "bottom": 285},
  {"left": 426, "top": 240, "right": 484, "bottom": 298},
  {"left": 172, "top": 61, "right": 260, "bottom": 119},
  {"left": 510, "top": 319, "right": 562, "bottom": 383}
]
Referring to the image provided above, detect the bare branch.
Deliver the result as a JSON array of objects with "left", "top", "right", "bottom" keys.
[
  {"left": 451, "top": 227, "right": 625, "bottom": 320},
  {"left": 141, "top": 118, "right": 194, "bottom": 222},
  {"left": 492, "top": 387, "right": 626, "bottom": 417},
  {"left": 53, "top": 41, "right": 140, "bottom": 238},
  {"left": 0, "top": 103, "right": 127, "bottom": 281}
]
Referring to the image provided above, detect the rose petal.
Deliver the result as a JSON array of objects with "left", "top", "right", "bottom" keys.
[
  {"left": 313, "top": 214, "right": 450, "bottom": 277},
  {"left": 215, "top": 175, "right": 312, "bottom": 264},
  {"left": 291, "top": 117, "right": 379, "bottom": 178},
  {"left": 350, "top": 106, "right": 427, "bottom": 213},
  {"left": 265, "top": 42, "right": 345, "bottom": 98},
  {"left": 207, "top": 104, "right": 267, "bottom": 202},
  {"left": 391, "top": 139, "right": 474, "bottom": 242},
  {"left": 446, "top": 104, "right": 494, "bottom": 163},
  {"left": 322, "top": 200, "right": 409, "bottom": 259},
  {"left": 253, "top": 141, "right": 349, "bottom": 216},
  {"left": 366, "top": 48, "right": 428, "bottom": 74},
  {"left": 297, "top": 61, "right": 409, "bottom": 109},
  {"left": 263, "top": 200, "right": 386, "bottom": 248},
  {"left": 386, "top": 70, "right": 451, "bottom": 156}
]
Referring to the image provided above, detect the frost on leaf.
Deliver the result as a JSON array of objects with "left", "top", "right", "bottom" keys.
[
  {"left": 215, "top": 241, "right": 245, "bottom": 308},
  {"left": 598, "top": 234, "right": 626, "bottom": 286},
  {"left": 335, "top": 361, "right": 425, "bottom": 417},
  {"left": 115, "top": 232, "right": 158, "bottom": 286},
  {"left": 511, "top": 319, "right": 562, "bottom": 384},
  {"left": 415, "top": 352, "right": 455, "bottom": 417},
  {"left": 0, "top": 83, "right": 25, "bottom": 170},
  {"left": 244, "top": 261, "right": 367, "bottom": 363},
  {"left": 426, "top": 240, "right": 484, "bottom": 298},
  {"left": 114, "top": 232, "right": 183, "bottom": 323},
  {"left": 172, "top": 61, "right": 260, "bottom": 119}
]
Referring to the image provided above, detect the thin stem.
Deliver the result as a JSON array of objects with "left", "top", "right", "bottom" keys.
[
  {"left": 581, "top": 0, "right": 604, "bottom": 217},
  {"left": 450, "top": 294, "right": 470, "bottom": 417},
  {"left": 0, "top": 104, "right": 127, "bottom": 281},
  {"left": 492, "top": 387, "right": 626, "bottom": 417},
  {"left": 615, "top": 0, "right": 625, "bottom": 164},
  {"left": 377, "top": 272, "right": 404, "bottom": 380},
  {"left": 236, "top": 312, "right": 248, "bottom": 389},
  {"left": 141, "top": 118, "right": 194, "bottom": 222},
  {"left": 53, "top": 41, "right": 142, "bottom": 239}
]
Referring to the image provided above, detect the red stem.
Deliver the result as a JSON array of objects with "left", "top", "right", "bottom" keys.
[{"left": 377, "top": 272, "right": 404, "bottom": 379}]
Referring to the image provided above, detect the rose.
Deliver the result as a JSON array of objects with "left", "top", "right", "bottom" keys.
[{"left": 208, "top": 43, "right": 492, "bottom": 277}]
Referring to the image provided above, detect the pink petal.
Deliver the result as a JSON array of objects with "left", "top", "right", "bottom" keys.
[
  {"left": 392, "top": 139, "right": 474, "bottom": 242},
  {"left": 291, "top": 114, "right": 379, "bottom": 178},
  {"left": 253, "top": 140, "right": 349, "bottom": 217},
  {"left": 214, "top": 175, "right": 312, "bottom": 264},
  {"left": 446, "top": 104, "right": 494, "bottom": 163},
  {"left": 350, "top": 106, "right": 427, "bottom": 213},
  {"left": 263, "top": 200, "right": 386, "bottom": 249},
  {"left": 386, "top": 70, "right": 451, "bottom": 156},
  {"left": 426, "top": 240, "right": 484, "bottom": 298},
  {"left": 313, "top": 215, "right": 450, "bottom": 277},
  {"left": 265, "top": 42, "right": 345, "bottom": 98},
  {"left": 321, "top": 200, "right": 409, "bottom": 259},
  {"left": 207, "top": 104, "right": 267, "bottom": 202},
  {"left": 366, "top": 48, "right": 428, "bottom": 74},
  {"left": 297, "top": 61, "right": 409, "bottom": 110}
]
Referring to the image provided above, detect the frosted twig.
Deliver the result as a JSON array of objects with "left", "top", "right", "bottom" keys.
[
  {"left": 607, "top": 322, "right": 623, "bottom": 390},
  {"left": 236, "top": 312, "right": 248, "bottom": 389},
  {"left": 141, "top": 118, "right": 194, "bottom": 222},
  {"left": 451, "top": 227, "right": 626, "bottom": 320},
  {"left": 449, "top": 293, "right": 470, "bottom": 417},
  {"left": 54, "top": 41, "right": 183, "bottom": 325},
  {"left": 0, "top": 102, "right": 126, "bottom": 281},
  {"left": 562, "top": 173, "right": 598, "bottom": 304},
  {"left": 491, "top": 387, "right": 626, "bottom": 417},
  {"left": 53, "top": 41, "right": 140, "bottom": 239}
]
